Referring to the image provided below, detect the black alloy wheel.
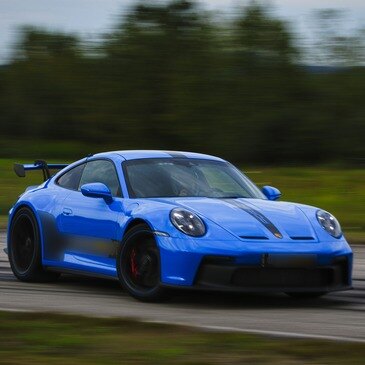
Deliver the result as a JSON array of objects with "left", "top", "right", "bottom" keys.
[
  {"left": 117, "top": 224, "right": 167, "bottom": 302},
  {"left": 9, "top": 207, "right": 59, "bottom": 282}
]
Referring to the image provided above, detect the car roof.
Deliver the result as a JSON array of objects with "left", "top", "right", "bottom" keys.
[{"left": 92, "top": 150, "right": 225, "bottom": 162}]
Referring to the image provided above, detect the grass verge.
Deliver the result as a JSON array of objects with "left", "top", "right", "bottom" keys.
[{"left": 0, "top": 311, "right": 364, "bottom": 365}]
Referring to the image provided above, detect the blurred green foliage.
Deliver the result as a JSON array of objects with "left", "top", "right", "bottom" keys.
[
  {"left": 0, "top": 0, "right": 364, "bottom": 165},
  {"left": 1, "top": 311, "right": 365, "bottom": 364}
]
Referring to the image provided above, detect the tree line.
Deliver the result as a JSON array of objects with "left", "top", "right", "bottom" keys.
[{"left": 0, "top": 0, "right": 364, "bottom": 165}]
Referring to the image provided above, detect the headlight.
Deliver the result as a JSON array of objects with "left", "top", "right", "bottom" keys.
[
  {"left": 170, "top": 208, "right": 206, "bottom": 237},
  {"left": 316, "top": 210, "right": 342, "bottom": 238}
]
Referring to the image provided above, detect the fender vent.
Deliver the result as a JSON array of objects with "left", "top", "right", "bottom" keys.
[
  {"left": 240, "top": 236, "right": 269, "bottom": 240},
  {"left": 290, "top": 236, "right": 314, "bottom": 241}
]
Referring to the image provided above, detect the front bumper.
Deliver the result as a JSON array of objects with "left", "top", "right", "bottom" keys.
[
  {"left": 193, "top": 255, "right": 351, "bottom": 293},
  {"left": 157, "top": 236, "right": 353, "bottom": 292}
]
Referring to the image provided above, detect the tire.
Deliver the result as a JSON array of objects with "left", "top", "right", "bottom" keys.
[
  {"left": 8, "top": 207, "right": 60, "bottom": 282},
  {"left": 117, "top": 224, "right": 167, "bottom": 302},
  {"left": 285, "top": 292, "right": 327, "bottom": 299}
]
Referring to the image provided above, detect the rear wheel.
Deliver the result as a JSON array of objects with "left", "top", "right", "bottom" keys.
[
  {"left": 117, "top": 224, "right": 167, "bottom": 302},
  {"left": 8, "top": 207, "right": 60, "bottom": 282},
  {"left": 285, "top": 292, "right": 327, "bottom": 299}
]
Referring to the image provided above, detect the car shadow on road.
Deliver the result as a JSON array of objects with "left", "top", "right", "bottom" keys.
[
  {"left": 58, "top": 274, "right": 352, "bottom": 310},
  {"left": 168, "top": 289, "right": 352, "bottom": 310}
]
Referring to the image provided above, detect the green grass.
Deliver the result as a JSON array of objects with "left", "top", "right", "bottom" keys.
[
  {"left": 0, "top": 158, "right": 364, "bottom": 242},
  {"left": 0, "top": 311, "right": 364, "bottom": 365}
]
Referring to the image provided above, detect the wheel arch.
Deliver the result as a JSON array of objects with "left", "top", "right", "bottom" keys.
[
  {"left": 123, "top": 218, "right": 153, "bottom": 238},
  {"left": 117, "top": 217, "right": 167, "bottom": 301},
  {"left": 7, "top": 202, "right": 44, "bottom": 256}
]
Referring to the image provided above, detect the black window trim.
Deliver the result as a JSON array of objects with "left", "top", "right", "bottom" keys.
[{"left": 55, "top": 161, "right": 86, "bottom": 192}]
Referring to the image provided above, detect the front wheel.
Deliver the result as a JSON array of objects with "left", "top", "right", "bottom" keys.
[{"left": 117, "top": 224, "right": 167, "bottom": 302}]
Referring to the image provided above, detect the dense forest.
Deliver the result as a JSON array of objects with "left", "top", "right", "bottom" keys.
[{"left": 0, "top": 0, "right": 364, "bottom": 164}]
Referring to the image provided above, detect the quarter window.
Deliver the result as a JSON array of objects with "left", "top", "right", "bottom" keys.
[{"left": 57, "top": 163, "right": 85, "bottom": 190}]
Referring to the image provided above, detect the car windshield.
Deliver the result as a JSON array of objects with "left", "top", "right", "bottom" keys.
[{"left": 123, "top": 158, "right": 265, "bottom": 199}]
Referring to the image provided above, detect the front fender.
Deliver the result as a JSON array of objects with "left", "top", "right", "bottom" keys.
[{"left": 125, "top": 198, "right": 238, "bottom": 242}]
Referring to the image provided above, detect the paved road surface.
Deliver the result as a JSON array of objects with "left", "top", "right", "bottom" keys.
[{"left": 1, "top": 232, "right": 364, "bottom": 342}]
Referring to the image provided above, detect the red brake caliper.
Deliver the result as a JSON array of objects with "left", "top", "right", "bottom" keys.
[{"left": 130, "top": 249, "right": 138, "bottom": 279}]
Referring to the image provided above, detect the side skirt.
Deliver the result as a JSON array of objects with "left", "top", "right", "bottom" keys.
[{"left": 45, "top": 266, "right": 119, "bottom": 281}]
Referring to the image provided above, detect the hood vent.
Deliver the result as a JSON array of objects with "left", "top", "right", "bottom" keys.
[
  {"left": 290, "top": 236, "right": 314, "bottom": 241},
  {"left": 240, "top": 236, "right": 269, "bottom": 240}
]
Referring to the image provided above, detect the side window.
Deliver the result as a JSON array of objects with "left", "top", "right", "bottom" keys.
[
  {"left": 79, "top": 160, "right": 121, "bottom": 197},
  {"left": 57, "top": 163, "right": 85, "bottom": 190}
]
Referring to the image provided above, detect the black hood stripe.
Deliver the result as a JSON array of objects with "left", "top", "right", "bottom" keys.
[
  {"left": 223, "top": 199, "right": 283, "bottom": 239},
  {"left": 164, "top": 151, "right": 188, "bottom": 158}
]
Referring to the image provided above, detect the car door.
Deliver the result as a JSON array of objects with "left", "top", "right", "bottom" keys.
[{"left": 58, "top": 159, "right": 122, "bottom": 265}]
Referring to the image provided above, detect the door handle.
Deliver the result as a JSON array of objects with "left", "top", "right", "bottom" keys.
[{"left": 62, "top": 208, "right": 73, "bottom": 216}]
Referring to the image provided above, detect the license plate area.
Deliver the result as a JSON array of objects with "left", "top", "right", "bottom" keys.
[{"left": 263, "top": 254, "right": 317, "bottom": 268}]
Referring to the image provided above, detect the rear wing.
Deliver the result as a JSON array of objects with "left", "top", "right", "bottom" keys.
[{"left": 14, "top": 160, "right": 68, "bottom": 181}]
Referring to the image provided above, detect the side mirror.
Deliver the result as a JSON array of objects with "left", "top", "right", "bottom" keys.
[
  {"left": 262, "top": 185, "right": 281, "bottom": 201},
  {"left": 81, "top": 183, "right": 113, "bottom": 204}
]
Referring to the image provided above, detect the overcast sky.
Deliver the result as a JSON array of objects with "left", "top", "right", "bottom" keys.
[{"left": 0, "top": 0, "right": 364, "bottom": 63}]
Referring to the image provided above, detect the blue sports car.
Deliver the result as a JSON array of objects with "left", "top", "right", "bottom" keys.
[{"left": 7, "top": 150, "right": 352, "bottom": 301}]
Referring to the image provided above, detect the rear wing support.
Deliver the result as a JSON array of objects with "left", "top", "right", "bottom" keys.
[{"left": 14, "top": 160, "right": 68, "bottom": 181}]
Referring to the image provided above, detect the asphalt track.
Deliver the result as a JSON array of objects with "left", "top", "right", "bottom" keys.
[{"left": 1, "top": 231, "right": 365, "bottom": 342}]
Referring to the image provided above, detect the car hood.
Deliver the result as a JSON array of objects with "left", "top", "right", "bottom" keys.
[{"left": 162, "top": 197, "right": 318, "bottom": 242}]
